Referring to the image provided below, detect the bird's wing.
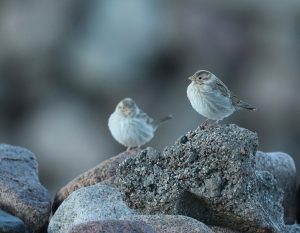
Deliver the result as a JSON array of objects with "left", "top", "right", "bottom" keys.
[
  {"left": 136, "top": 109, "right": 154, "bottom": 125},
  {"left": 231, "top": 94, "right": 256, "bottom": 110},
  {"left": 230, "top": 94, "right": 241, "bottom": 106},
  {"left": 215, "top": 79, "right": 241, "bottom": 105},
  {"left": 214, "top": 78, "right": 256, "bottom": 110},
  {"left": 214, "top": 79, "right": 231, "bottom": 98}
]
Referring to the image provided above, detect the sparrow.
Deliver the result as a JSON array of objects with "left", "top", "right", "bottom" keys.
[
  {"left": 187, "top": 70, "right": 256, "bottom": 124},
  {"left": 108, "top": 98, "right": 172, "bottom": 151}
]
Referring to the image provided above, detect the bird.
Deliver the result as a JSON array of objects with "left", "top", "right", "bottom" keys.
[
  {"left": 187, "top": 70, "right": 256, "bottom": 125},
  {"left": 108, "top": 98, "right": 172, "bottom": 151}
]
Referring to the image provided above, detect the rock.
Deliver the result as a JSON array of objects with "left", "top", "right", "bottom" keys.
[
  {"left": 116, "top": 124, "right": 285, "bottom": 233},
  {"left": 210, "top": 226, "right": 241, "bottom": 233},
  {"left": 256, "top": 151, "right": 297, "bottom": 224},
  {"left": 284, "top": 224, "right": 300, "bottom": 233},
  {"left": 48, "top": 184, "right": 135, "bottom": 233},
  {"left": 0, "top": 144, "right": 51, "bottom": 232},
  {"left": 69, "top": 220, "right": 157, "bottom": 233},
  {"left": 52, "top": 149, "right": 140, "bottom": 213},
  {"left": 123, "top": 215, "right": 214, "bottom": 233},
  {"left": 298, "top": 186, "right": 300, "bottom": 223},
  {"left": 0, "top": 210, "right": 26, "bottom": 233}
]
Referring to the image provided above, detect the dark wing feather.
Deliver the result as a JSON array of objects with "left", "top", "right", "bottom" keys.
[
  {"left": 215, "top": 79, "right": 231, "bottom": 98},
  {"left": 231, "top": 95, "right": 256, "bottom": 110},
  {"left": 215, "top": 79, "right": 256, "bottom": 110},
  {"left": 136, "top": 109, "right": 154, "bottom": 125}
]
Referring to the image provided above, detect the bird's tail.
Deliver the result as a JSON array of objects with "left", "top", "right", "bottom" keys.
[
  {"left": 236, "top": 100, "right": 256, "bottom": 111},
  {"left": 153, "top": 115, "right": 173, "bottom": 130}
]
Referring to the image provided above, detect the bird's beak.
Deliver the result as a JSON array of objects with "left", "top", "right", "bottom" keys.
[
  {"left": 123, "top": 107, "right": 131, "bottom": 116},
  {"left": 188, "top": 75, "right": 195, "bottom": 81}
]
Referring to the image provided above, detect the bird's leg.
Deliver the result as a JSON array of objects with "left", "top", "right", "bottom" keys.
[
  {"left": 126, "top": 146, "right": 139, "bottom": 152},
  {"left": 215, "top": 120, "right": 222, "bottom": 125},
  {"left": 204, "top": 118, "right": 210, "bottom": 127}
]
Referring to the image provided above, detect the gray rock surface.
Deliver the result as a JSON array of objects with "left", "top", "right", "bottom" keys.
[
  {"left": 53, "top": 149, "right": 140, "bottom": 213},
  {"left": 69, "top": 220, "right": 157, "bottom": 233},
  {"left": 116, "top": 124, "right": 285, "bottom": 233},
  {"left": 0, "top": 210, "right": 26, "bottom": 233},
  {"left": 48, "top": 184, "right": 135, "bottom": 233},
  {"left": 297, "top": 186, "right": 300, "bottom": 223},
  {"left": 210, "top": 226, "right": 241, "bottom": 233},
  {"left": 256, "top": 151, "right": 297, "bottom": 224},
  {"left": 284, "top": 224, "right": 300, "bottom": 233},
  {"left": 0, "top": 144, "right": 51, "bottom": 232},
  {"left": 123, "top": 215, "right": 214, "bottom": 233}
]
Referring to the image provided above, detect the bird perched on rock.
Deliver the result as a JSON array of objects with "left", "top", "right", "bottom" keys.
[
  {"left": 187, "top": 70, "right": 256, "bottom": 124},
  {"left": 108, "top": 98, "right": 172, "bottom": 151}
]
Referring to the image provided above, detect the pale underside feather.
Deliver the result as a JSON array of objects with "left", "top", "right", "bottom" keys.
[
  {"left": 187, "top": 82, "right": 235, "bottom": 120},
  {"left": 108, "top": 111, "right": 154, "bottom": 147}
]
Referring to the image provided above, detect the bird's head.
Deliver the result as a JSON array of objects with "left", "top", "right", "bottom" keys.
[
  {"left": 188, "top": 70, "right": 213, "bottom": 85},
  {"left": 116, "top": 98, "right": 138, "bottom": 117}
]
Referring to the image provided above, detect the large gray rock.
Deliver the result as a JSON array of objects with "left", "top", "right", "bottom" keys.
[
  {"left": 256, "top": 151, "right": 297, "bottom": 224},
  {"left": 69, "top": 220, "right": 157, "bottom": 233},
  {"left": 284, "top": 224, "right": 300, "bottom": 233},
  {"left": 0, "top": 210, "right": 26, "bottom": 233},
  {"left": 297, "top": 186, "right": 300, "bottom": 223},
  {"left": 53, "top": 149, "right": 140, "bottom": 213},
  {"left": 123, "top": 215, "right": 214, "bottom": 233},
  {"left": 48, "top": 184, "right": 135, "bottom": 233},
  {"left": 116, "top": 124, "right": 285, "bottom": 233},
  {"left": 0, "top": 144, "right": 51, "bottom": 232},
  {"left": 210, "top": 226, "right": 241, "bottom": 233}
]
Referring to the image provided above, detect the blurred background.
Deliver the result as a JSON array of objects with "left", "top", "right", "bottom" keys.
[{"left": 0, "top": 0, "right": 299, "bottom": 196}]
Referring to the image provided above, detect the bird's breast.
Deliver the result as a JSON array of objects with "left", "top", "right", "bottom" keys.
[
  {"left": 108, "top": 112, "right": 154, "bottom": 147},
  {"left": 187, "top": 83, "right": 234, "bottom": 120}
]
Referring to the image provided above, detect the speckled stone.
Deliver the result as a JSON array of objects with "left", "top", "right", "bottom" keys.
[
  {"left": 256, "top": 151, "right": 297, "bottom": 224},
  {"left": 297, "top": 186, "right": 300, "bottom": 224},
  {"left": 69, "top": 220, "right": 157, "bottom": 233},
  {"left": 48, "top": 184, "right": 135, "bottom": 233},
  {"left": 210, "top": 226, "right": 241, "bottom": 233},
  {"left": 0, "top": 210, "right": 26, "bottom": 233},
  {"left": 123, "top": 215, "right": 214, "bottom": 233},
  {"left": 283, "top": 224, "right": 300, "bottom": 233},
  {"left": 116, "top": 124, "right": 285, "bottom": 233},
  {"left": 53, "top": 149, "right": 140, "bottom": 213},
  {"left": 0, "top": 144, "right": 51, "bottom": 232}
]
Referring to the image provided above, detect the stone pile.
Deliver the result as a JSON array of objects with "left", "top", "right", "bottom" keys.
[
  {"left": 0, "top": 144, "right": 51, "bottom": 232},
  {"left": 49, "top": 124, "right": 299, "bottom": 233},
  {"left": 0, "top": 125, "right": 298, "bottom": 232}
]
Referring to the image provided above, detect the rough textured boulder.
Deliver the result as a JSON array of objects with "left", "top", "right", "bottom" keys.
[
  {"left": 123, "top": 215, "right": 214, "bottom": 233},
  {"left": 69, "top": 220, "right": 157, "bottom": 233},
  {"left": 283, "top": 224, "right": 300, "bottom": 233},
  {"left": 210, "top": 226, "right": 241, "bottom": 233},
  {"left": 48, "top": 184, "right": 135, "bottom": 233},
  {"left": 52, "top": 149, "right": 140, "bottom": 213},
  {"left": 297, "top": 185, "right": 300, "bottom": 223},
  {"left": 0, "top": 210, "right": 26, "bottom": 233},
  {"left": 256, "top": 151, "right": 297, "bottom": 224},
  {"left": 116, "top": 124, "right": 285, "bottom": 233},
  {"left": 0, "top": 144, "right": 51, "bottom": 232}
]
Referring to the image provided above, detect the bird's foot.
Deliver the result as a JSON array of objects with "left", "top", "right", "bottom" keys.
[
  {"left": 215, "top": 120, "right": 222, "bottom": 126},
  {"left": 126, "top": 146, "right": 139, "bottom": 153},
  {"left": 200, "top": 119, "right": 222, "bottom": 129},
  {"left": 200, "top": 119, "right": 210, "bottom": 129}
]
